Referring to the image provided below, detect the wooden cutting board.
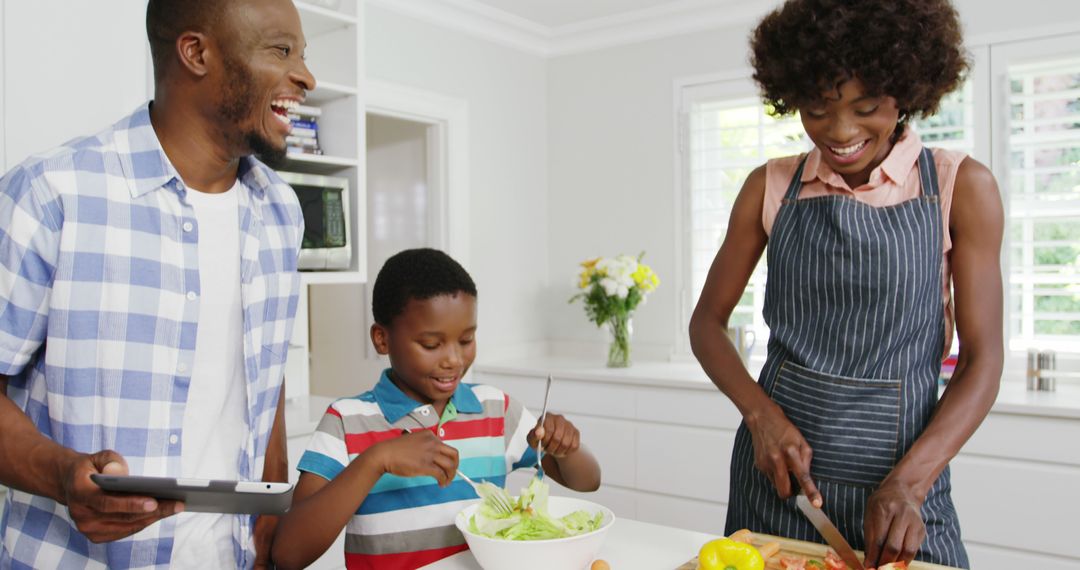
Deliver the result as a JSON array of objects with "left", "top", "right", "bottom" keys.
[{"left": 675, "top": 532, "right": 961, "bottom": 570}]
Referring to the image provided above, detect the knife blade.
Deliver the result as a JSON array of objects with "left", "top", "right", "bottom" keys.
[{"left": 795, "top": 494, "right": 866, "bottom": 570}]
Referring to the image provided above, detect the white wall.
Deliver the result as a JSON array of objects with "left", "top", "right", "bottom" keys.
[
  {"left": 545, "top": 0, "right": 1080, "bottom": 357},
  {"left": 364, "top": 5, "right": 551, "bottom": 361},
  {"left": 1, "top": 0, "right": 149, "bottom": 171}
]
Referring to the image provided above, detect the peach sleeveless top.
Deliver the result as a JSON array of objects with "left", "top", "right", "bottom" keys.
[{"left": 762, "top": 130, "right": 966, "bottom": 358}]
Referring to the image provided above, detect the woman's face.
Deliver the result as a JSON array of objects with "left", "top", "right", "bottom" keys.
[{"left": 799, "top": 77, "right": 901, "bottom": 188}]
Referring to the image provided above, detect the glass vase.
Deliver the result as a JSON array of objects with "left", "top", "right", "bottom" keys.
[{"left": 605, "top": 315, "right": 633, "bottom": 368}]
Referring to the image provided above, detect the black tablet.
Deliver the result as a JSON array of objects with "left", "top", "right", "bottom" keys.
[{"left": 90, "top": 474, "right": 294, "bottom": 515}]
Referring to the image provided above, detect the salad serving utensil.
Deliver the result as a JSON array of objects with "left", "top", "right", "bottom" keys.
[
  {"left": 458, "top": 470, "right": 515, "bottom": 515},
  {"left": 535, "top": 374, "right": 553, "bottom": 480}
]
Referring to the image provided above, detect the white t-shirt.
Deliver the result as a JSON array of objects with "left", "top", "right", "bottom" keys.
[{"left": 172, "top": 181, "right": 249, "bottom": 568}]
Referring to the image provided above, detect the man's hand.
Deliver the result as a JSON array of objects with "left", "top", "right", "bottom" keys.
[
  {"left": 254, "top": 514, "right": 279, "bottom": 570},
  {"left": 527, "top": 413, "right": 580, "bottom": 458},
  {"left": 61, "top": 450, "right": 183, "bottom": 543},
  {"left": 373, "top": 430, "right": 459, "bottom": 486}
]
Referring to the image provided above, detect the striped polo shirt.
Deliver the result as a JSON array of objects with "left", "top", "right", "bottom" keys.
[{"left": 298, "top": 369, "right": 539, "bottom": 569}]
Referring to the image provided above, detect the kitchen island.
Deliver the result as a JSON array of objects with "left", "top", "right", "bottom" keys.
[{"left": 472, "top": 357, "right": 1080, "bottom": 570}]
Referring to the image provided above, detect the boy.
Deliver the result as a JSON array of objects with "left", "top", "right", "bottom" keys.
[{"left": 272, "top": 248, "right": 602, "bottom": 569}]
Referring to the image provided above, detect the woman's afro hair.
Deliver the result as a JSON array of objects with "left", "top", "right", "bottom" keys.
[{"left": 750, "top": 0, "right": 969, "bottom": 121}]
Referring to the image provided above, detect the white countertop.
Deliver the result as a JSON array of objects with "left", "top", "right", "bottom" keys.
[
  {"left": 418, "top": 517, "right": 715, "bottom": 570},
  {"left": 474, "top": 357, "right": 1080, "bottom": 420}
]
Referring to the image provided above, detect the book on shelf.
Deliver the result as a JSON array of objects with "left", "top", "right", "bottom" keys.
[
  {"left": 286, "top": 104, "right": 322, "bottom": 154},
  {"left": 291, "top": 104, "right": 322, "bottom": 118}
]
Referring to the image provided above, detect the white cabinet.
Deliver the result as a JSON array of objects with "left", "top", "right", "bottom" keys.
[
  {"left": 289, "top": 1, "right": 367, "bottom": 284},
  {"left": 475, "top": 363, "right": 1080, "bottom": 568},
  {"left": 285, "top": 395, "right": 346, "bottom": 570}
]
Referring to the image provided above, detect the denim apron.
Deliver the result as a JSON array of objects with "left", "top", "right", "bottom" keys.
[{"left": 724, "top": 148, "right": 969, "bottom": 567}]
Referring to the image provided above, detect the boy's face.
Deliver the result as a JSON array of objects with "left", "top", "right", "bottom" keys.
[{"left": 371, "top": 293, "right": 478, "bottom": 409}]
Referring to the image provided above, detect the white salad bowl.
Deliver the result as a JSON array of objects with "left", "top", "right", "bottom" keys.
[{"left": 455, "top": 496, "right": 615, "bottom": 570}]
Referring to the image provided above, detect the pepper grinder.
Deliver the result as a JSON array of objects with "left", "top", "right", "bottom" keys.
[
  {"left": 1026, "top": 349, "right": 1040, "bottom": 391},
  {"left": 1038, "top": 350, "right": 1057, "bottom": 392}
]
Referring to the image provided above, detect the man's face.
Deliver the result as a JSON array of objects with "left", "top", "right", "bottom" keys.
[{"left": 214, "top": 0, "right": 316, "bottom": 166}]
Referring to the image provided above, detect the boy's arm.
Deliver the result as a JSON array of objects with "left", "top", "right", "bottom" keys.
[
  {"left": 271, "top": 455, "right": 384, "bottom": 570},
  {"left": 253, "top": 384, "right": 289, "bottom": 569},
  {"left": 272, "top": 430, "right": 459, "bottom": 570},
  {"left": 529, "top": 413, "right": 601, "bottom": 492}
]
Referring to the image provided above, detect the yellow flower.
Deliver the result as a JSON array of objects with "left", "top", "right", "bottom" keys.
[{"left": 632, "top": 264, "right": 659, "bottom": 292}]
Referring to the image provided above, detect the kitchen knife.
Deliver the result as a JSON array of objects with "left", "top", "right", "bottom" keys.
[{"left": 795, "top": 494, "right": 866, "bottom": 570}]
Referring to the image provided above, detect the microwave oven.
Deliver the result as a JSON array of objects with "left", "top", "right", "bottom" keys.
[{"left": 277, "top": 171, "right": 352, "bottom": 270}]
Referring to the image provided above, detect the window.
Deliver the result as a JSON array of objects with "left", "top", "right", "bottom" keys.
[
  {"left": 684, "top": 90, "right": 809, "bottom": 343},
  {"left": 1004, "top": 57, "right": 1080, "bottom": 351}
]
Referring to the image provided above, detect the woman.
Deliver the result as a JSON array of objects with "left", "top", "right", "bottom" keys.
[{"left": 688, "top": 0, "right": 1004, "bottom": 567}]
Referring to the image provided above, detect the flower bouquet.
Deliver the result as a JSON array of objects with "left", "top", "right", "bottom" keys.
[{"left": 570, "top": 253, "right": 659, "bottom": 367}]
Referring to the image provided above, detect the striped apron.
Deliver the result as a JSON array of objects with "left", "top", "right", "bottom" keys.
[{"left": 724, "top": 148, "right": 969, "bottom": 567}]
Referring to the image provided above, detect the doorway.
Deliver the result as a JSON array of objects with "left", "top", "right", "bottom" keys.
[{"left": 308, "top": 82, "right": 469, "bottom": 397}]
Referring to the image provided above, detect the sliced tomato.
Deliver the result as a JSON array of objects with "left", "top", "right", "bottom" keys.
[
  {"left": 778, "top": 556, "right": 807, "bottom": 570},
  {"left": 878, "top": 563, "right": 909, "bottom": 570},
  {"left": 822, "top": 550, "right": 846, "bottom": 570}
]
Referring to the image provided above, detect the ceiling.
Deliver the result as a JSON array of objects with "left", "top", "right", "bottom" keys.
[
  {"left": 465, "top": 0, "right": 705, "bottom": 29},
  {"left": 367, "top": 0, "right": 781, "bottom": 56}
]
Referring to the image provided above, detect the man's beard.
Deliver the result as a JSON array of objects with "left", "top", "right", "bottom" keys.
[{"left": 217, "top": 56, "right": 288, "bottom": 168}]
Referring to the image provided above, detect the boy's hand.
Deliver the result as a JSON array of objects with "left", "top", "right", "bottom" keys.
[
  {"left": 374, "top": 430, "right": 459, "bottom": 486},
  {"left": 527, "top": 413, "right": 580, "bottom": 458}
]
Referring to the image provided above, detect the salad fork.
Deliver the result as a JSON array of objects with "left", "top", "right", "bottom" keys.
[
  {"left": 458, "top": 470, "right": 515, "bottom": 515},
  {"left": 535, "top": 374, "right": 553, "bottom": 480}
]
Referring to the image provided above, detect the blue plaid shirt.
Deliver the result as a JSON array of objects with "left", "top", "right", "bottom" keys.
[{"left": 0, "top": 104, "right": 304, "bottom": 569}]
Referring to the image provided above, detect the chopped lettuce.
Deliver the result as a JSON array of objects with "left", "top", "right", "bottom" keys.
[{"left": 467, "top": 478, "right": 603, "bottom": 541}]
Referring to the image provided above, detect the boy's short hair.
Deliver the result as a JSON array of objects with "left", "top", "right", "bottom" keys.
[
  {"left": 750, "top": 0, "right": 969, "bottom": 123},
  {"left": 372, "top": 248, "right": 478, "bottom": 326}
]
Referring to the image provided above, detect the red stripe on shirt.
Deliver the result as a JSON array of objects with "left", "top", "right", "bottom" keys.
[
  {"left": 345, "top": 543, "right": 469, "bottom": 570},
  {"left": 344, "top": 428, "right": 406, "bottom": 455},
  {"left": 440, "top": 416, "right": 504, "bottom": 440}
]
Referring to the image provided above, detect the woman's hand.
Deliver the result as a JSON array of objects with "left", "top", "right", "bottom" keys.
[
  {"left": 863, "top": 479, "right": 926, "bottom": 568},
  {"left": 746, "top": 402, "right": 822, "bottom": 506}
]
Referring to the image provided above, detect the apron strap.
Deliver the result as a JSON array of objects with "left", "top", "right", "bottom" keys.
[
  {"left": 783, "top": 155, "right": 810, "bottom": 201},
  {"left": 917, "top": 146, "right": 941, "bottom": 198}
]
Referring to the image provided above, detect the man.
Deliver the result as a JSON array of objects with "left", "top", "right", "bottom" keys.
[{"left": 0, "top": 0, "right": 315, "bottom": 567}]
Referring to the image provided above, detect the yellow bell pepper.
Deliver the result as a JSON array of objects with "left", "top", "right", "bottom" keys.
[{"left": 696, "top": 537, "right": 765, "bottom": 570}]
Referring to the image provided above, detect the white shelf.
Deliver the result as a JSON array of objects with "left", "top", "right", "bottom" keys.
[
  {"left": 308, "top": 81, "right": 357, "bottom": 106},
  {"left": 296, "top": 2, "right": 357, "bottom": 36},
  {"left": 301, "top": 271, "right": 365, "bottom": 286},
  {"left": 282, "top": 153, "right": 359, "bottom": 175}
]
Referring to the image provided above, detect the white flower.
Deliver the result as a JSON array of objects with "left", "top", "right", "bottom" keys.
[
  {"left": 616, "top": 284, "right": 629, "bottom": 299},
  {"left": 601, "top": 277, "right": 619, "bottom": 296}
]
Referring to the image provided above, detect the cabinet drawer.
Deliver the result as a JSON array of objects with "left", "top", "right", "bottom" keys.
[
  {"left": 636, "top": 424, "right": 735, "bottom": 503},
  {"left": 635, "top": 386, "right": 742, "bottom": 430},
  {"left": 474, "top": 372, "right": 637, "bottom": 419},
  {"left": 951, "top": 454, "right": 1080, "bottom": 559},
  {"left": 963, "top": 412, "right": 1080, "bottom": 466},
  {"left": 637, "top": 491, "right": 727, "bottom": 536},
  {"left": 966, "top": 541, "right": 1080, "bottom": 570}
]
